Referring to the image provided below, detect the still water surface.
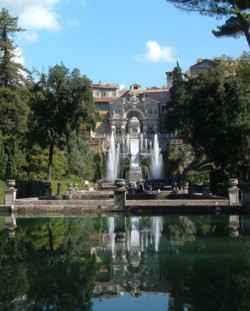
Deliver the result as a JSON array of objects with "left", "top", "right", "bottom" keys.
[{"left": 1, "top": 214, "right": 250, "bottom": 311}]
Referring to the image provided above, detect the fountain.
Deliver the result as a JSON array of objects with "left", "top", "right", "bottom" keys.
[
  {"left": 106, "top": 131, "right": 120, "bottom": 180},
  {"left": 149, "top": 134, "right": 164, "bottom": 179},
  {"left": 129, "top": 138, "right": 143, "bottom": 182},
  {"left": 105, "top": 132, "right": 164, "bottom": 183}
]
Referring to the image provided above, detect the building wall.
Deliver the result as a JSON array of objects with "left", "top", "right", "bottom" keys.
[{"left": 92, "top": 59, "right": 214, "bottom": 136}]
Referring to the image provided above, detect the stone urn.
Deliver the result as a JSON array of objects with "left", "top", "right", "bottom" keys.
[
  {"left": 6, "top": 179, "right": 16, "bottom": 188},
  {"left": 114, "top": 179, "right": 126, "bottom": 189},
  {"left": 229, "top": 178, "right": 238, "bottom": 188}
]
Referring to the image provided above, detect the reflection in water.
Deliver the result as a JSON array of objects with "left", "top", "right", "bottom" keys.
[
  {"left": 108, "top": 216, "right": 115, "bottom": 255},
  {"left": 1, "top": 215, "right": 250, "bottom": 311},
  {"left": 151, "top": 216, "right": 163, "bottom": 252},
  {"left": 4, "top": 213, "right": 17, "bottom": 238}
]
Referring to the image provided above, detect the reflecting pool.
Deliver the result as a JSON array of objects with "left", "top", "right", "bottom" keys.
[{"left": 1, "top": 214, "right": 250, "bottom": 310}]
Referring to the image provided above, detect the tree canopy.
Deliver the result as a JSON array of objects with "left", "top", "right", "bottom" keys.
[
  {"left": 165, "top": 62, "right": 186, "bottom": 132},
  {"left": 0, "top": 8, "right": 30, "bottom": 179},
  {"left": 166, "top": 0, "right": 250, "bottom": 48},
  {"left": 169, "top": 56, "right": 250, "bottom": 179},
  {"left": 0, "top": 8, "right": 28, "bottom": 88},
  {"left": 28, "top": 63, "right": 96, "bottom": 180}
]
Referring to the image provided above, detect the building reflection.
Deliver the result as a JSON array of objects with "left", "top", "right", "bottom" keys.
[
  {"left": 92, "top": 216, "right": 171, "bottom": 300},
  {"left": 3, "top": 213, "right": 250, "bottom": 311},
  {"left": 91, "top": 214, "right": 249, "bottom": 307}
]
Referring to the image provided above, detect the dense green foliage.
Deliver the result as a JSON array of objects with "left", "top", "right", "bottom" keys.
[
  {"left": 165, "top": 62, "right": 186, "bottom": 132},
  {"left": 165, "top": 56, "right": 250, "bottom": 180},
  {"left": 1, "top": 215, "right": 250, "bottom": 310},
  {"left": 183, "top": 158, "right": 211, "bottom": 185},
  {"left": 0, "top": 8, "right": 30, "bottom": 180},
  {"left": 28, "top": 64, "right": 96, "bottom": 180},
  {"left": 0, "top": 217, "right": 101, "bottom": 310},
  {"left": 0, "top": 9, "right": 100, "bottom": 196},
  {"left": 1, "top": 7, "right": 250, "bottom": 201},
  {"left": 165, "top": 0, "right": 250, "bottom": 48},
  {"left": 0, "top": 180, "right": 6, "bottom": 204}
]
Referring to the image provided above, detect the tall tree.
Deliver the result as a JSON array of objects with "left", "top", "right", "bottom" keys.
[
  {"left": 0, "top": 131, "right": 6, "bottom": 179},
  {"left": 0, "top": 8, "right": 28, "bottom": 87},
  {"left": 165, "top": 0, "right": 250, "bottom": 48},
  {"left": 0, "top": 8, "right": 30, "bottom": 179},
  {"left": 184, "top": 58, "right": 250, "bottom": 178},
  {"left": 28, "top": 64, "right": 96, "bottom": 180},
  {"left": 66, "top": 136, "right": 95, "bottom": 180},
  {"left": 165, "top": 62, "right": 186, "bottom": 133}
]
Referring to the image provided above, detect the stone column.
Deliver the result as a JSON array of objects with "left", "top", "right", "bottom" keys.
[
  {"left": 5, "top": 180, "right": 17, "bottom": 211},
  {"left": 114, "top": 179, "right": 127, "bottom": 211},
  {"left": 67, "top": 183, "right": 74, "bottom": 199},
  {"left": 228, "top": 178, "right": 240, "bottom": 206}
]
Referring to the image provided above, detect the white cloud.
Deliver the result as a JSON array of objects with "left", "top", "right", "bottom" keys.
[
  {"left": 2, "top": 0, "right": 61, "bottom": 41},
  {"left": 13, "top": 47, "right": 25, "bottom": 66},
  {"left": 19, "top": 6, "right": 60, "bottom": 32},
  {"left": 135, "top": 40, "right": 177, "bottom": 63},
  {"left": 13, "top": 47, "right": 29, "bottom": 78}
]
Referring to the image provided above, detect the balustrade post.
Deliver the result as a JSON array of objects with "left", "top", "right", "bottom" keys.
[
  {"left": 228, "top": 178, "right": 240, "bottom": 206},
  {"left": 114, "top": 179, "right": 127, "bottom": 211},
  {"left": 5, "top": 180, "right": 17, "bottom": 211}
]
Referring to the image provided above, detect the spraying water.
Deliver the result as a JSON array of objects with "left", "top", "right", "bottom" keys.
[
  {"left": 149, "top": 134, "right": 164, "bottom": 179},
  {"left": 106, "top": 131, "right": 120, "bottom": 179},
  {"left": 105, "top": 132, "right": 164, "bottom": 181},
  {"left": 108, "top": 217, "right": 115, "bottom": 255},
  {"left": 130, "top": 139, "right": 140, "bottom": 167},
  {"left": 151, "top": 216, "right": 163, "bottom": 252}
]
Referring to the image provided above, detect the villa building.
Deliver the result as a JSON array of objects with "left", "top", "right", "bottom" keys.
[{"left": 90, "top": 59, "right": 216, "bottom": 153}]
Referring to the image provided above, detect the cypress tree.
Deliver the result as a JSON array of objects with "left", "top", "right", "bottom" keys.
[
  {"left": 165, "top": 62, "right": 186, "bottom": 133},
  {"left": 0, "top": 8, "right": 30, "bottom": 178}
]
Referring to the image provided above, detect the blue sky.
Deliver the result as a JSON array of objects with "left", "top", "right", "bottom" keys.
[{"left": 2, "top": 0, "right": 249, "bottom": 89}]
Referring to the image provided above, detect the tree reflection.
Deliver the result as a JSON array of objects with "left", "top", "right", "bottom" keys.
[
  {"left": 27, "top": 254, "right": 96, "bottom": 310},
  {"left": 0, "top": 218, "right": 100, "bottom": 311},
  {"left": 161, "top": 216, "right": 250, "bottom": 311},
  {"left": 0, "top": 215, "right": 250, "bottom": 311}
]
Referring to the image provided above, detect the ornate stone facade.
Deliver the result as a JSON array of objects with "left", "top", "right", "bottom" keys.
[{"left": 109, "top": 93, "right": 160, "bottom": 135}]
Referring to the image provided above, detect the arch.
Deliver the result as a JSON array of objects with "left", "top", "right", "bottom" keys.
[{"left": 125, "top": 108, "right": 145, "bottom": 120}]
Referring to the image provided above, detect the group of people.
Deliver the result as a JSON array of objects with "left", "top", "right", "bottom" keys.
[
  {"left": 129, "top": 181, "right": 153, "bottom": 195},
  {"left": 171, "top": 181, "right": 183, "bottom": 194}
]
